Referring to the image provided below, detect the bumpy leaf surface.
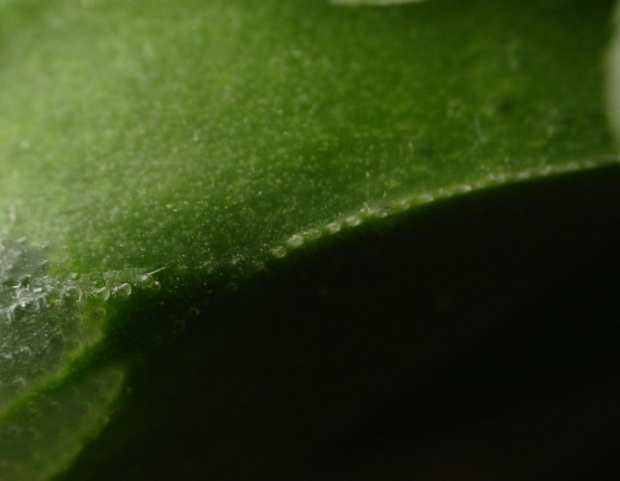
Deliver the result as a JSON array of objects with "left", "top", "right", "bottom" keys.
[{"left": 0, "top": 0, "right": 617, "bottom": 479}]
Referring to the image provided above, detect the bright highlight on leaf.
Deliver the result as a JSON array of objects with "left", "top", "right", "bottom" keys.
[{"left": 0, "top": 237, "right": 100, "bottom": 410}]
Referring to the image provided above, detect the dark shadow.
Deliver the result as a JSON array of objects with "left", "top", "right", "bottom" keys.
[{"left": 62, "top": 164, "right": 620, "bottom": 481}]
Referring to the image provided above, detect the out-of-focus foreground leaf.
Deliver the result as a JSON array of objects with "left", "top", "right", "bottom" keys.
[{"left": 0, "top": 0, "right": 619, "bottom": 479}]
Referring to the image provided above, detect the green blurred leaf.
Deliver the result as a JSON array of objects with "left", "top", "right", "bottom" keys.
[
  {"left": 0, "top": 368, "right": 123, "bottom": 481},
  {"left": 606, "top": 1, "right": 620, "bottom": 141}
]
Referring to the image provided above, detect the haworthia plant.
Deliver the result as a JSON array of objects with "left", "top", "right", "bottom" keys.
[{"left": 0, "top": 0, "right": 619, "bottom": 479}]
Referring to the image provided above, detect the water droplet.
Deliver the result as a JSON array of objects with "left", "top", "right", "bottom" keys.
[
  {"left": 286, "top": 234, "right": 304, "bottom": 249},
  {"left": 93, "top": 287, "right": 110, "bottom": 302},
  {"left": 487, "top": 173, "right": 507, "bottom": 184},
  {"left": 345, "top": 216, "right": 361, "bottom": 227},
  {"left": 139, "top": 275, "right": 153, "bottom": 288},
  {"left": 11, "top": 304, "right": 28, "bottom": 321},
  {"left": 271, "top": 246, "right": 287, "bottom": 259},
  {"left": 64, "top": 285, "right": 83, "bottom": 303},
  {"left": 303, "top": 228, "right": 321, "bottom": 241},
  {"left": 418, "top": 193, "right": 434, "bottom": 203},
  {"left": 112, "top": 283, "right": 132, "bottom": 297},
  {"left": 454, "top": 184, "right": 472, "bottom": 193},
  {"left": 326, "top": 221, "right": 341, "bottom": 233},
  {"left": 538, "top": 165, "right": 554, "bottom": 175},
  {"left": 396, "top": 198, "right": 411, "bottom": 210},
  {"left": 367, "top": 207, "right": 388, "bottom": 219}
]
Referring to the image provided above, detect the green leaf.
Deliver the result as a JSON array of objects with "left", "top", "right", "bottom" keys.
[
  {"left": 0, "top": 0, "right": 618, "bottom": 479},
  {"left": 606, "top": 0, "right": 620, "bottom": 141},
  {"left": 0, "top": 368, "right": 123, "bottom": 481},
  {"left": 331, "top": 0, "right": 427, "bottom": 5}
]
